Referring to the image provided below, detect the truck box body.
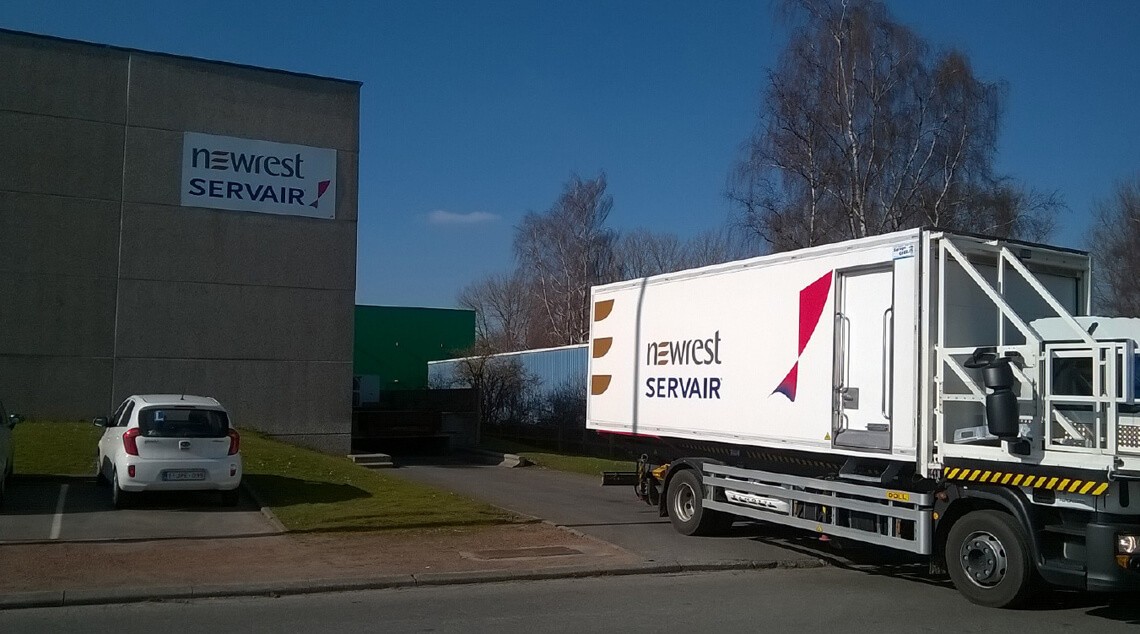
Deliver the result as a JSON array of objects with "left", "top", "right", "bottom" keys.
[{"left": 588, "top": 229, "right": 1097, "bottom": 472}]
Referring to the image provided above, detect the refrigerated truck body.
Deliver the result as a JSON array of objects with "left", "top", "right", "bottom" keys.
[{"left": 587, "top": 228, "right": 1140, "bottom": 606}]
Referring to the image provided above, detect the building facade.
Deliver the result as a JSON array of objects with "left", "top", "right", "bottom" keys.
[{"left": 0, "top": 30, "right": 360, "bottom": 452}]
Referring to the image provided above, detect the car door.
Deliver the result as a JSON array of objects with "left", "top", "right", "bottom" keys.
[
  {"left": 98, "top": 399, "right": 132, "bottom": 475},
  {"left": 0, "top": 400, "right": 11, "bottom": 478}
]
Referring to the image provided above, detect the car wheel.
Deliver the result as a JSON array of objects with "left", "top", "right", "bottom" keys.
[
  {"left": 111, "top": 468, "right": 132, "bottom": 510},
  {"left": 666, "top": 468, "right": 732, "bottom": 536},
  {"left": 220, "top": 488, "right": 240, "bottom": 507},
  {"left": 94, "top": 458, "right": 109, "bottom": 487},
  {"left": 946, "top": 509, "right": 1034, "bottom": 608}
]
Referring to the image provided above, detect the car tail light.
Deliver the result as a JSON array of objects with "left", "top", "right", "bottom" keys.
[
  {"left": 123, "top": 428, "right": 140, "bottom": 456},
  {"left": 128, "top": 465, "right": 135, "bottom": 478},
  {"left": 227, "top": 429, "right": 240, "bottom": 455}
]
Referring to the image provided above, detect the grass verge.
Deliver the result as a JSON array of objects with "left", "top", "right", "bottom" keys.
[
  {"left": 13, "top": 421, "right": 102, "bottom": 476},
  {"left": 12, "top": 422, "right": 514, "bottom": 533},
  {"left": 241, "top": 431, "right": 513, "bottom": 532},
  {"left": 480, "top": 437, "right": 636, "bottom": 477}
]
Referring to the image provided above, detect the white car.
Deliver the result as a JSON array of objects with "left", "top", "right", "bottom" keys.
[
  {"left": 95, "top": 395, "right": 242, "bottom": 508},
  {"left": 0, "top": 400, "right": 20, "bottom": 507}
]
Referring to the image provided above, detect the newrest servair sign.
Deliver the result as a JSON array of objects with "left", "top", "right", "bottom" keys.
[{"left": 180, "top": 132, "right": 337, "bottom": 219}]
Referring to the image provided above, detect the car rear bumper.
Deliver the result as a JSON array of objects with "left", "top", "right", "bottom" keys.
[{"left": 117, "top": 457, "right": 242, "bottom": 492}]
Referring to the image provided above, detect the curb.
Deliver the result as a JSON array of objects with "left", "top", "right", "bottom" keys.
[
  {"left": 240, "top": 480, "right": 288, "bottom": 534},
  {"left": 0, "top": 558, "right": 828, "bottom": 610}
]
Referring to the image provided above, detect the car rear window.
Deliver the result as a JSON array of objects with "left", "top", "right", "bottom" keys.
[{"left": 138, "top": 408, "right": 229, "bottom": 438}]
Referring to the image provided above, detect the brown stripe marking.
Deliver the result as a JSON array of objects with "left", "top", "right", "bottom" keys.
[
  {"left": 594, "top": 300, "right": 614, "bottom": 321},
  {"left": 592, "top": 337, "right": 613, "bottom": 358},
  {"left": 590, "top": 375, "right": 612, "bottom": 395}
]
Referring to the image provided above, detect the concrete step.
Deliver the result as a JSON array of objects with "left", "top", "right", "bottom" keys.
[
  {"left": 348, "top": 453, "right": 395, "bottom": 468},
  {"left": 460, "top": 448, "right": 532, "bottom": 468}
]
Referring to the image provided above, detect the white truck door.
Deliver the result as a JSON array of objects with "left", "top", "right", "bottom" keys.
[{"left": 833, "top": 265, "right": 894, "bottom": 451}]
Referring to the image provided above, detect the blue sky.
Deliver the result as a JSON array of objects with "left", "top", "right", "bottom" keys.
[{"left": 5, "top": 1, "right": 1139, "bottom": 308}]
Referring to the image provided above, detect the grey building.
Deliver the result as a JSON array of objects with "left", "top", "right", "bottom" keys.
[{"left": 0, "top": 30, "right": 360, "bottom": 453}]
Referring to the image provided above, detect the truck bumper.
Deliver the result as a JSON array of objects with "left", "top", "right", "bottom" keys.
[{"left": 1085, "top": 521, "right": 1140, "bottom": 593}]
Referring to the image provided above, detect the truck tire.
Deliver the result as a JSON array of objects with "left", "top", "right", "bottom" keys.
[
  {"left": 945, "top": 509, "right": 1034, "bottom": 608},
  {"left": 666, "top": 469, "right": 732, "bottom": 536}
]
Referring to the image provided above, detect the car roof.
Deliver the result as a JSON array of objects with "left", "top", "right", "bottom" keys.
[{"left": 133, "top": 394, "right": 223, "bottom": 408}]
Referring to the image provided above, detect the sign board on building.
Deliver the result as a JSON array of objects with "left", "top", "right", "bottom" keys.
[{"left": 181, "top": 132, "right": 337, "bottom": 219}]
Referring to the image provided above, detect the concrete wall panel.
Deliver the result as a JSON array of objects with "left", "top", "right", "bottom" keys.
[
  {"left": 0, "top": 192, "right": 120, "bottom": 279},
  {"left": 127, "top": 55, "right": 359, "bottom": 152},
  {"left": 122, "top": 126, "right": 181, "bottom": 207},
  {"left": 114, "top": 280, "right": 353, "bottom": 362},
  {"left": 112, "top": 358, "right": 352, "bottom": 444},
  {"left": 334, "top": 151, "right": 359, "bottom": 222},
  {"left": 0, "top": 32, "right": 127, "bottom": 124},
  {"left": 0, "top": 356, "right": 113, "bottom": 419},
  {"left": 118, "top": 203, "right": 356, "bottom": 290},
  {"left": 0, "top": 273, "right": 116, "bottom": 357},
  {"left": 0, "top": 110, "right": 123, "bottom": 201}
]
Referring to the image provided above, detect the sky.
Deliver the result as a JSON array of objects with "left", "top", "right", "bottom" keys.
[{"left": 4, "top": 1, "right": 1139, "bottom": 309}]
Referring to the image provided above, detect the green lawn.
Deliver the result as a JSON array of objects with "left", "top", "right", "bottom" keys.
[
  {"left": 12, "top": 421, "right": 514, "bottom": 532},
  {"left": 241, "top": 431, "right": 512, "bottom": 532},
  {"left": 480, "top": 437, "right": 636, "bottom": 477},
  {"left": 13, "top": 421, "right": 102, "bottom": 476}
]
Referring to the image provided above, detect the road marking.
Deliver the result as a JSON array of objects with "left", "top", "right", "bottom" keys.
[{"left": 50, "top": 484, "right": 69, "bottom": 540}]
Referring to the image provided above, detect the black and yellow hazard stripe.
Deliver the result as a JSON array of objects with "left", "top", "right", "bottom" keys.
[{"left": 942, "top": 466, "right": 1110, "bottom": 496}]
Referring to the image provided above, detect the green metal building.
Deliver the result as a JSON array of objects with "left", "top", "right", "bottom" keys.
[{"left": 352, "top": 305, "right": 475, "bottom": 404}]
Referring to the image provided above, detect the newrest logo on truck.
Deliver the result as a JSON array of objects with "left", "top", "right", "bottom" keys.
[
  {"left": 771, "top": 271, "right": 833, "bottom": 402},
  {"left": 644, "top": 331, "right": 722, "bottom": 399},
  {"left": 181, "top": 132, "right": 337, "bottom": 219}
]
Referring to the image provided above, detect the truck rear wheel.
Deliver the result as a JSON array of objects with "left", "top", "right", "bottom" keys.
[
  {"left": 945, "top": 509, "right": 1034, "bottom": 608},
  {"left": 666, "top": 469, "right": 732, "bottom": 536}
]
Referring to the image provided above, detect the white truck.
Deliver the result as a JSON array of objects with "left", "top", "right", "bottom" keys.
[{"left": 587, "top": 228, "right": 1140, "bottom": 607}]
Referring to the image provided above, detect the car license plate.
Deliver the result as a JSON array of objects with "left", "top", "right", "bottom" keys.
[{"left": 162, "top": 470, "right": 206, "bottom": 481}]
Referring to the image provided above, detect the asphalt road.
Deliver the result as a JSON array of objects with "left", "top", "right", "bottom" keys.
[
  {"left": 0, "top": 476, "right": 278, "bottom": 542},
  {"left": 3, "top": 568, "right": 1136, "bottom": 632},
  {"left": 389, "top": 461, "right": 886, "bottom": 568}
]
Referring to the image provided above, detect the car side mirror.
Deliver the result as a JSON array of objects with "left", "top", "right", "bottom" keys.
[{"left": 93, "top": 416, "right": 108, "bottom": 428}]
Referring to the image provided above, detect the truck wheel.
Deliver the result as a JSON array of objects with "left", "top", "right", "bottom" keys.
[
  {"left": 946, "top": 510, "right": 1034, "bottom": 608},
  {"left": 666, "top": 469, "right": 731, "bottom": 536}
]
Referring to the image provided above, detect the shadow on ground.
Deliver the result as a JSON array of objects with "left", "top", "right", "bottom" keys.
[
  {"left": 243, "top": 474, "right": 369, "bottom": 507},
  {"left": 733, "top": 519, "right": 1140, "bottom": 621}
]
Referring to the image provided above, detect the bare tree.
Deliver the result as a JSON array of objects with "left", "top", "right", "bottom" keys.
[
  {"left": 514, "top": 173, "right": 618, "bottom": 345},
  {"left": 452, "top": 341, "right": 539, "bottom": 430},
  {"left": 1089, "top": 175, "right": 1140, "bottom": 316},
  {"left": 457, "top": 271, "right": 532, "bottom": 351},
  {"left": 729, "top": 0, "right": 1060, "bottom": 251},
  {"left": 682, "top": 227, "right": 759, "bottom": 269},
  {"left": 615, "top": 229, "right": 687, "bottom": 278}
]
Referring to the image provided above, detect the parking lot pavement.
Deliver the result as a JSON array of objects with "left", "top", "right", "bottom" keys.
[{"left": 0, "top": 476, "right": 280, "bottom": 543}]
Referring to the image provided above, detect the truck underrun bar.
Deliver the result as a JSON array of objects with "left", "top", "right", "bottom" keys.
[{"left": 700, "top": 463, "right": 935, "bottom": 555}]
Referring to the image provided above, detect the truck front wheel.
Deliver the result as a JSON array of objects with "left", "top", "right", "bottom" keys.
[
  {"left": 666, "top": 469, "right": 732, "bottom": 536},
  {"left": 945, "top": 509, "right": 1034, "bottom": 608}
]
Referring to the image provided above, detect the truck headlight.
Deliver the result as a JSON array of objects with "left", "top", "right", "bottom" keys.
[{"left": 1116, "top": 534, "right": 1140, "bottom": 554}]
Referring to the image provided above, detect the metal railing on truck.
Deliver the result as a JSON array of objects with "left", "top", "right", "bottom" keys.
[{"left": 701, "top": 463, "right": 934, "bottom": 554}]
